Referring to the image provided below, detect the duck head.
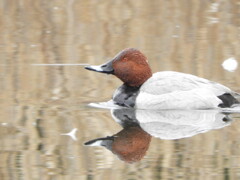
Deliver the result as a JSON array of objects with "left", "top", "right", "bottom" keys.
[
  {"left": 85, "top": 48, "right": 152, "bottom": 87},
  {"left": 84, "top": 126, "right": 151, "bottom": 163}
]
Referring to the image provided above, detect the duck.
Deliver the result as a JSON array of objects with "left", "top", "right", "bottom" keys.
[{"left": 85, "top": 48, "right": 240, "bottom": 109}]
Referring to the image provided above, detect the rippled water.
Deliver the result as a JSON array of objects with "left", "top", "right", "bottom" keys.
[{"left": 1, "top": 0, "right": 240, "bottom": 179}]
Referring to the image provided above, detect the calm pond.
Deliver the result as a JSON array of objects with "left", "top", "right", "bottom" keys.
[{"left": 1, "top": 0, "right": 240, "bottom": 179}]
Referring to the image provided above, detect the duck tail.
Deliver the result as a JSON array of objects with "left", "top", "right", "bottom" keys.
[{"left": 232, "top": 91, "right": 240, "bottom": 102}]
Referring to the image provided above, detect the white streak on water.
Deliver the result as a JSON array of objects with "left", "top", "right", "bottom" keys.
[
  {"left": 31, "top": 63, "right": 89, "bottom": 66},
  {"left": 61, "top": 128, "right": 78, "bottom": 141}
]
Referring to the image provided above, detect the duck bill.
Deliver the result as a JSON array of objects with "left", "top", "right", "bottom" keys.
[
  {"left": 84, "top": 136, "right": 114, "bottom": 150},
  {"left": 85, "top": 60, "right": 114, "bottom": 74}
]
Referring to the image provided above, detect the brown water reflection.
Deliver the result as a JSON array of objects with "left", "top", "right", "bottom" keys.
[{"left": 1, "top": 0, "right": 240, "bottom": 179}]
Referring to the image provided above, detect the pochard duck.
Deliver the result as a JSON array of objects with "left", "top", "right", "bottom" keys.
[{"left": 85, "top": 48, "right": 240, "bottom": 109}]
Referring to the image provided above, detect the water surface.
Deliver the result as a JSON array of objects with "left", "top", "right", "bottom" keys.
[{"left": 1, "top": 0, "right": 240, "bottom": 179}]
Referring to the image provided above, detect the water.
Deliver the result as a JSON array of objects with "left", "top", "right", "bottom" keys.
[{"left": 1, "top": 0, "right": 240, "bottom": 179}]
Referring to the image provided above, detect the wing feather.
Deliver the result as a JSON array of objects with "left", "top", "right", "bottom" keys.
[{"left": 140, "top": 71, "right": 231, "bottom": 96}]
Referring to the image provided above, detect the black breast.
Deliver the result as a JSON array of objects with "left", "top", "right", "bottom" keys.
[
  {"left": 218, "top": 93, "right": 239, "bottom": 108},
  {"left": 113, "top": 84, "right": 140, "bottom": 108},
  {"left": 112, "top": 108, "right": 139, "bottom": 128}
]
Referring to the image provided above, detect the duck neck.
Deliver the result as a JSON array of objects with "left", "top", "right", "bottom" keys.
[
  {"left": 113, "top": 83, "right": 141, "bottom": 108},
  {"left": 125, "top": 68, "right": 152, "bottom": 87}
]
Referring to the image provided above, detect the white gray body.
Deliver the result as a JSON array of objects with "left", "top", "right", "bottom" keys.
[
  {"left": 133, "top": 71, "right": 237, "bottom": 109},
  {"left": 136, "top": 109, "right": 231, "bottom": 139}
]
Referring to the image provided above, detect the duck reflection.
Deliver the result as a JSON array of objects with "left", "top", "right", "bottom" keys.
[
  {"left": 85, "top": 109, "right": 232, "bottom": 163},
  {"left": 85, "top": 109, "right": 151, "bottom": 163}
]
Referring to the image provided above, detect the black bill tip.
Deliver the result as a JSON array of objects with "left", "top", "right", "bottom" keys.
[
  {"left": 84, "top": 65, "right": 97, "bottom": 72},
  {"left": 84, "top": 65, "right": 114, "bottom": 74},
  {"left": 84, "top": 136, "right": 114, "bottom": 146},
  {"left": 84, "top": 139, "right": 97, "bottom": 146}
]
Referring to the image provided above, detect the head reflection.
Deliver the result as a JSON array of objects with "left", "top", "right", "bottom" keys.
[
  {"left": 85, "top": 109, "right": 232, "bottom": 163},
  {"left": 85, "top": 109, "right": 151, "bottom": 163}
]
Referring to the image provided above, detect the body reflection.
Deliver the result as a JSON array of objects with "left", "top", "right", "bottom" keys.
[{"left": 85, "top": 109, "right": 232, "bottom": 163}]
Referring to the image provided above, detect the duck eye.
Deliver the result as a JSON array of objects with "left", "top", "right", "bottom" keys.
[{"left": 102, "top": 65, "right": 107, "bottom": 67}]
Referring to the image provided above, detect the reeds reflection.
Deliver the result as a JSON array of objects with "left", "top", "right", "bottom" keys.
[
  {"left": 85, "top": 108, "right": 233, "bottom": 163},
  {"left": 1, "top": 0, "right": 240, "bottom": 179}
]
